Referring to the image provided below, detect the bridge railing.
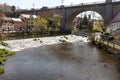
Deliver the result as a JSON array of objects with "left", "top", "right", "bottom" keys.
[
  {"left": 38, "top": 1, "right": 105, "bottom": 10},
  {"left": 64, "top": 1, "right": 106, "bottom": 7},
  {"left": 44, "top": 1, "right": 106, "bottom": 10},
  {"left": 16, "top": 0, "right": 120, "bottom": 12},
  {"left": 48, "top": 0, "right": 120, "bottom": 9}
]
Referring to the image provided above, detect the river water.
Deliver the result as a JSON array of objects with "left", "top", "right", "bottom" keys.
[{"left": 0, "top": 42, "right": 120, "bottom": 80}]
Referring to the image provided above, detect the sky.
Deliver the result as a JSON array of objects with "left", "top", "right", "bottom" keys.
[{"left": 0, "top": 0, "right": 106, "bottom": 9}]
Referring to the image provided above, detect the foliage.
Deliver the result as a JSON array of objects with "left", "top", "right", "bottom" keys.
[
  {"left": 47, "top": 13, "right": 61, "bottom": 32},
  {"left": 112, "top": 34, "right": 120, "bottom": 40},
  {"left": 0, "top": 58, "right": 7, "bottom": 64},
  {"left": 0, "top": 48, "right": 16, "bottom": 57},
  {"left": 63, "top": 35, "right": 68, "bottom": 39},
  {"left": 14, "top": 12, "right": 21, "bottom": 18},
  {"left": 92, "top": 19, "right": 104, "bottom": 32},
  {"left": 0, "top": 67, "right": 5, "bottom": 74},
  {"left": 0, "top": 48, "right": 16, "bottom": 74},
  {"left": 7, "top": 50, "right": 16, "bottom": 56},
  {"left": 59, "top": 36, "right": 68, "bottom": 43},
  {"left": 0, "top": 41, "right": 8, "bottom": 46},
  {"left": 83, "top": 15, "right": 88, "bottom": 25},
  {"left": 0, "top": 58, "right": 7, "bottom": 62},
  {"left": 59, "top": 39, "right": 67, "bottom": 43},
  {"left": 11, "top": 5, "right": 16, "bottom": 12},
  {"left": 88, "top": 21, "right": 93, "bottom": 31},
  {"left": 89, "top": 35, "right": 95, "bottom": 42},
  {"left": 34, "top": 16, "right": 48, "bottom": 34},
  {"left": 33, "top": 38, "right": 42, "bottom": 43},
  {"left": 34, "top": 13, "right": 61, "bottom": 34},
  {"left": 10, "top": 34, "right": 17, "bottom": 37},
  {"left": 33, "top": 38, "right": 38, "bottom": 41},
  {"left": 97, "top": 18, "right": 104, "bottom": 22},
  {"left": 93, "top": 25, "right": 103, "bottom": 32},
  {"left": 72, "top": 28, "right": 78, "bottom": 34}
]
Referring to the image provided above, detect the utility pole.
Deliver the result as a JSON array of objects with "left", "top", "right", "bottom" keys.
[
  {"left": 60, "top": 0, "right": 64, "bottom": 5},
  {"left": 71, "top": 2, "right": 73, "bottom": 6},
  {"left": 32, "top": 3, "right": 35, "bottom": 9}
]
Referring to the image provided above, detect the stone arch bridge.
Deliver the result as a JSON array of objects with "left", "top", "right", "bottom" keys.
[{"left": 17, "top": 0, "right": 120, "bottom": 32}]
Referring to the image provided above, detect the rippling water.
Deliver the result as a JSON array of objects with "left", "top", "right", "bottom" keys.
[{"left": 0, "top": 42, "right": 120, "bottom": 80}]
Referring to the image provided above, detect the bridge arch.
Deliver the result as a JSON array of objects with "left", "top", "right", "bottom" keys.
[{"left": 65, "top": 10, "right": 104, "bottom": 31}]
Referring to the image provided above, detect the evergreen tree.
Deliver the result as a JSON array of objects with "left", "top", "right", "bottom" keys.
[
  {"left": 11, "top": 5, "right": 16, "bottom": 13},
  {"left": 11, "top": 5, "right": 16, "bottom": 17},
  {"left": 82, "top": 15, "right": 88, "bottom": 25}
]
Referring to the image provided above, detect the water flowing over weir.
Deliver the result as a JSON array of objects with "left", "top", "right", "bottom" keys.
[{"left": 0, "top": 42, "right": 120, "bottom": 80}]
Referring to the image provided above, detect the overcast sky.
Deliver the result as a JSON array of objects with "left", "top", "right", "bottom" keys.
[{"left": 0, "top": 0, "right": 106, "bottom": 9}]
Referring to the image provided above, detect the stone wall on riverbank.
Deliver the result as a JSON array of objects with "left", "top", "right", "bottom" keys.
[{"left": 94, "top": 40, "right": 120, "bottom": 55}]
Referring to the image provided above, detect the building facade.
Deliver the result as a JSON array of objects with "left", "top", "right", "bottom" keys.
[
  {"left": 0, "top": 17, "right": 14, "bottom": 33},
  {"left": 19, "top": 14, "right": 37, "bottom": 31},
  {"left": 0, "top": 17, "right": 26, "bottom": 33},
  {"left": 12, "top": 18, "right": 26, "bottom": 32},
  {"left": 106, "top": 13, "right": 120, "bottom": 33}
]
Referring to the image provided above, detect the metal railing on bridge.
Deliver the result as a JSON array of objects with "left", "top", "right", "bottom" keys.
[
  {"left": 16, "top": 0, "right": 120, "bottom": 12},
  {"left": 48, "top": 0, "right": 120, "bottom": 9}
]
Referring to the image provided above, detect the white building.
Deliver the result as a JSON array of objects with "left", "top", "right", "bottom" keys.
[
  {"left": 19, "top": 14, "right": 37, "bottom": 30},
  {"left": 106, "top": 13, "right": 120, "bottom": 33},
  {"left": 0, "top": 17, "right": 14, "bottom": 33},
  {"left": 12, "top": 18, "right": 26, "bottom": 32}
]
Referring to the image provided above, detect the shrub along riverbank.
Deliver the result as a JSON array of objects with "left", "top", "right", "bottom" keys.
[{"left": 0, "top": 48, "right": 16, "bottom": 74}]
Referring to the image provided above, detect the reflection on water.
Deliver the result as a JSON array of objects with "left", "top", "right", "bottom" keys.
[{"left": 0, "top": 42, "right": 120, "bottom": 80}]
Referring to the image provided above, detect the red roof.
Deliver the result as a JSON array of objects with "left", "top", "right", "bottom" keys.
[{"left": 111, "top": 13, "right": 120, "bottom": 23}]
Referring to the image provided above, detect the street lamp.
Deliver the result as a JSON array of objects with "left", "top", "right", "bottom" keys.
[{"left": 71, "top": 2, "right": 73, "bottom": 6}]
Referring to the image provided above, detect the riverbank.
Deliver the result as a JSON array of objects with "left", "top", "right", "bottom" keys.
[
  {"left": 94, "top": 39, "right": 120, "bottom": 55},
  {"left": 0, "top": 35, "right": 88, "bottom": 51}
]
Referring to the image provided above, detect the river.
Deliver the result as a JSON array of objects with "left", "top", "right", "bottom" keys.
[{"left": 0, "top": 42, "right": 120, "bottom": 80}]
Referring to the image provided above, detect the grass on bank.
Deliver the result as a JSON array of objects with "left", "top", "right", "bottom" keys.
[
  {"left": 0, "top": 67, "right": 5, "bottom": 74},
  {"left": 0, "top": 48, "right": 16, "bottom": 64},
  {"left": 0, "top": 48, "right": 16, "bottom": 57},
  {"left": 89, "top": 35, "right": 95, "bottom": 42},
  {"left": 0, "top": 41, "right": 8, "bottom": 46},
  {"left": 0, "top": 48, "right": 16, "bottom": 74}
]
